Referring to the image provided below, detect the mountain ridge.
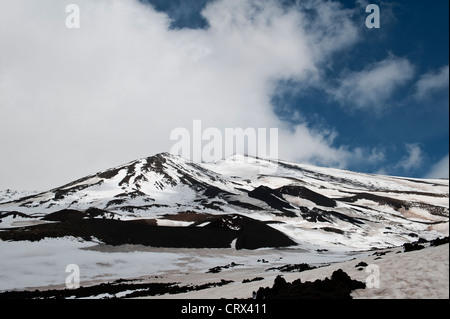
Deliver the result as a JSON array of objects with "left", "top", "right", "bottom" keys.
[{"left": 0, "top": 152, "right": 448, "bottom": 251}]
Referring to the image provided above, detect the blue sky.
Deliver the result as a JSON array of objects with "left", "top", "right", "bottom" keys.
[
  {"left": 0, "top": 0, "right": 448, "bottom": 190},
  {"left": 142, "top": 0, "right": 449, "bottom": 178}
]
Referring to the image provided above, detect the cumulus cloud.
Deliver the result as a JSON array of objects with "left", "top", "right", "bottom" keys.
[
  {"left": 331, "top": 56, "right": 415, "bottom": 110},
  {"left": 414, "top": 65, "right": 449, "bottom": 100},
  {"left": 396, "top": 143, "right": 424, "bottom": 172},
  {"left": 0, "top": 0, "right": 382, "bottom": 190},
  {"left": 425, "top": 154, "right": 449, "bottom": 179}
]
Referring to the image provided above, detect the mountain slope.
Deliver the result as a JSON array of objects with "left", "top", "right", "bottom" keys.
[
  {"left": 0, "top": 189, "right": 36, "bottom": 204},
  {"left": 0, "top": 153, "right": 448, "bottom": 250}
]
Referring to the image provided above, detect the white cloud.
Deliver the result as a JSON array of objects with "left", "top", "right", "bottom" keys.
[
  {"left": 0, "top": 0, "right": 380, "bottom": 190},
  {"left": 397, "top": 143, "right": 423, "bottom": 172},
  {"left": 415, "top": 65, "right": 449, "bottom": 100},
  {"left": 331, "top": 56, "right": 415, "bottom": 110},
  {"left": 425, "top": 154, "right": 449, "bottom": 179}
]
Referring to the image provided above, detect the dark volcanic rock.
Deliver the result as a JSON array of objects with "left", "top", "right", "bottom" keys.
[
  {"left": 337, "top": 193, "right": 408, "bottom": 210},
  {"left": 248, "top": 186, "right": 296, "bottom": 217},
  {"left": 299, "top": 207, "right": 364, "bottom": 226},
  {"left": 243, "top": 277, "right": 264, "bottom": 284},
  {"left": 0, "top": 211, "right": 36, "bottom": 220},
  {"left": 42, "top": 208, "right": 116, "bottom": 221},
  {"left": 0, "top": 211, "right": 296, "bottom": 250},
  {"left": 42, "top": 209, "right": 85, "bottom": 221},
  {"left": 203, "top": 186, "right": 232, "bottom": 198},
  {"left": 228, "top": 200, "right": 264, "bottom": 211},
  {"left": 321, "top": 227, "right": 345, "bottom": 235},
  {"left": 207, "top": 262, "right": 244, "bottom": 273},
  {"left": 253, "top": 269, "right": 365, "bottom": 299},
  {"left": 355, "top": 262, "right": 368, "bottom": 268},
  {"left": 402, "top": 236, "right": 449, "bottom": 252},
  {"left": 430, "top": 236, "right": 449, "bottom": 247},
  {"left": 403, "top": 242, "right": 425, "bottom": 252},
  {"left": 247, "top": 185, "right": 338, "bottom": 217},
  {"left": 267, "top": 263, "right": 316, "bottom": 273},
  {"left": 0, "top": 279, "right": 234, "bottom": 299},
  {"left": 279, "top": 185, "right": 337, "bottom": 208}
]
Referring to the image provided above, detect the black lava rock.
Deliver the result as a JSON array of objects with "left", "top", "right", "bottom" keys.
[{"left": 253, "top": 269, "right": 365, "bottom": 299}]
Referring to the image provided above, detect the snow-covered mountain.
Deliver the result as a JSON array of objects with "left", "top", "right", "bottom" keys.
[
  {"left": 0, "top": 152, "right": 448, "bottom": 250},
  {"left": 0, "top": 189, "right": 36, "bottom": 204}
]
